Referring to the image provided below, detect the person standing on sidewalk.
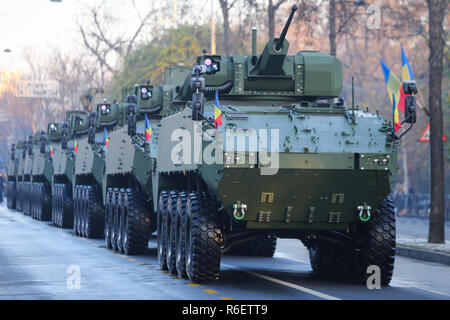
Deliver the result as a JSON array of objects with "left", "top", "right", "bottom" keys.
[{"left": 0, "top": 173, "right": 5, "bottom": 204}]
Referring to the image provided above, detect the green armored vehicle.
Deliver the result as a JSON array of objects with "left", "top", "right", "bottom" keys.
[
  {"left": 150, "top": 6, "right": 417, "bottom": 284},
  {"left": 28, "top": 131, "right": 52, "bottom": 221},
  {"left": 72, "top": 101, "right": 127, "bottom": 239},
  {"left": 50, "top": 111, "right": 89, "bottom": 228},
  {"left": 6, "top": 141, "right": 26, "bottom": 209},
  {"left": 20, "top": 135, "right": 35, "bottom": 216}
]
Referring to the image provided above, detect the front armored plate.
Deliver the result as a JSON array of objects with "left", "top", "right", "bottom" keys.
[
  {"left": 53, "top": 147, "right": 67, "bottom": 175},
  {"left": 31, "top": 146, "right": 46, "bottom": 176},
  {"left": 75, "top": 138, "right": 94, "bottom": 175},
  {"left": 24, "top": 154, "right": 33, "bottom": 175},
  {"left": 157, "top": 108, "right": 199, "bottom": 173},
  {"left": 105, "top": 127, "right": 135, "bottom": 175}
]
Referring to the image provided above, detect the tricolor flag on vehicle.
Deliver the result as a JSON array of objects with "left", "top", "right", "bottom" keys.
[
  {"left": 393, "top": 94, "right": 401, "bottom": 133},
  {"left": 74, "top": 139, "right": 78, "bottom": 154},
  {"left": 379, "top": 59, "right": 403, "bottom": 112},
  {"left": 214, "top": 90, "right": 222, "bottom": 128},
  {"left": 104, "top": 127, "right": 109, "bottom": 147},
  {"left": 145, "top": 114, "right": 152, "bottom": 142},
  {"left": 401, "top": 45, "right": 414, "bottom": 82},
  {"left": 50, "top": 144, "right": 54, "bottom": 157}
]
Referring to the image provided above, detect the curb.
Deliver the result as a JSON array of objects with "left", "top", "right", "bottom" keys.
[{"left": 396, "top": 245, "right": 450, "bottom": 266}]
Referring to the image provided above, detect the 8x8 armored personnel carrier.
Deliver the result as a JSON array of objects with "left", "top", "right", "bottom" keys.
[{"left": 150, "top": 6, "right": 418, "bottom": 284}]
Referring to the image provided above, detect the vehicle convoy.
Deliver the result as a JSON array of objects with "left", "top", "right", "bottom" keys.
[
  {"left": 6, "top": 7, "right": 418, "bottom": 287},
  {"left": 6, "top": 141, "right": 26, "bottom": 209}
]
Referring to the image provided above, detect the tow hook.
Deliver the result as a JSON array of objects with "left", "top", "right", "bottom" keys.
[
  {"left": 357, "top": 203, "right": 372, "bottom": 222},
  {"left": 233, "top": 201, "right": 247, "bottom": 220}
]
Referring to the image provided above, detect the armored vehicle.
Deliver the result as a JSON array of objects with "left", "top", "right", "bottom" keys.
[
  {"left": 27, "top": 131, "right": 52, "bottom": 221},
  {"left": 20, "top": 135, "right": 35, "bottom": 216},
  {"left": 150, "top": 6, "right": 417, "bottom": 284},
  {"left": 72, "top": 101, "right": 127, "bottom": 239},
  {"left": 6, "top": 141, "right": 25, "bottom": 209},
  {"left": 51, "top": 111, "right": 89, "bottom": 228}
]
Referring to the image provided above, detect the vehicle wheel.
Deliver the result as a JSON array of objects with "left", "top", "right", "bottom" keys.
[
  {"left": 185, "top": 191, "right": 223, "bottom": 282},
  {"left": 105, "top": 188, "right": 114, "bottom": 249},
  {"left": 111, "top": 188, "right": 120, "bottom": 251},
  {"left": 355, "top": 196, "right": 396, "bottom": 286},
  {"left": 166, "top": 191, "right": 179, "bottom": 274},
  {"left": 7, "top": 181, "right": 16, "bottom": 209},
  {"left": 73, "top": 186, "right": 80, "bottom": 235},
  {"left": 157, "top": 190, "right": 169, "bottom": 270},
  {"left": 80, "top": 186, "right": 88, "bottom": 237},
  {"left": 16, "top": 181, "right": 23, "bottom": 211},
  {"left": 51, "top": 184, "right": 57, "bottom": 225},
  {"left": 40, "top": 182, "right": 51, "bottom": 222},
  {"left": 34, "top": 183, "right": 39, "bottom": 220},
  {"left": 60, "top": 184, "right": 73, "bottom": 229},
  {"left": 22, "top": 182, "right": 30, "bottom": 216},
  {"left": 117, "top": 189, "right": 125, "bottom": 253},
  {"left": 30, "top": 183, "right": 35, "bottom": 219},
  {"left": 176, "top": 191, "right": 188, "bottom": 278},
  {"left": 248, "top": 234, "right": 277, "bottom": 257},
  {"left": 122, "top": 188, "right": 151, "bottom": 255},
  {"left": 85, "top": 185, "right": 104, "bottom": 239}
]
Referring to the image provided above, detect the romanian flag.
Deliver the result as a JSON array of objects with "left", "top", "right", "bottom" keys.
[
  {"left": 74, "top": 139, "right": 78, "bottom": 154},
  {"left": 214, "top": 90, "right": 222, "bottom": 128},
  {"left": 401, "top": 46, "right": 414, "bottom": 81},
  {"left": 393, "top": 94, "right": 401, "bottom": 133},
  {"left": 145, "top": 114, "right": 152, "bottom": 142},
  {"left": 379, "top": 59, "right": 404, "bottom": 112},
  {"left": 50, "top": 145, "right": 54, "bottom": 157},
  {"left": 104, "top": 127, "right": 109, "bottom": 147}
]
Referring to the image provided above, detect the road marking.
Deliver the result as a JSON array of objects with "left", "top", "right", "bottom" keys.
[
  {"left": 413, "top": 287, "right": 450, "bottom": 298},
  {"left": 128, "top": 258, "right": 137, "bottom": 262},
  {"left": 220, "top": 297, "right": 234, "bottom": 300},
  {"left": 222, "top": 263, "right": 340, "bottom": 300},
  {"left": 187, "top": 282, "right": 200, "bottom": 287},
  {"left": 203, "top": 289, "right": 218, "bottom": 294},
  {"left": 139, "top": 262, "right": 149, "bottom": 265},
  {"left": 119, "top": 255, "right": 127, "bottom": 258}
]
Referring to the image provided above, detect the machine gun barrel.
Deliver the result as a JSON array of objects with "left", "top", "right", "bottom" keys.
[{"left": 274, "top": 5, "right": 297, "bottom": 52}]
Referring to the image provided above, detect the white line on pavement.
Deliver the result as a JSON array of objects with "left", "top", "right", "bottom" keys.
[{"left": 221, "top": 263, "right": 341, "bottom": 300}]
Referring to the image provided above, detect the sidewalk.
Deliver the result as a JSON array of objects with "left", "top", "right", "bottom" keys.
[{"left": 396, "top": 217, "right": 450, "bottom": 265}]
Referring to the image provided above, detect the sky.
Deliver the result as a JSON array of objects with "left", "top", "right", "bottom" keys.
[{"left": 0, "top": 0, "right": 178, "bottom": 72}]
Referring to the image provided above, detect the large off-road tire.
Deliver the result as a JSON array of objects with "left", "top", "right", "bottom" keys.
[
  {"left": 84, "top": 186, "right": 104, "bottom": 239},
  {"left": 117, "top": 189, "right": 125, "bottom": 253},
  {"left": 121, "top": 188, "right": 152, "bottom": 255},
  {"left": 185, "top": 191, "right": 223, "bottom": 282},
  {"left": 176, "top": 192, "right": 188, "bottom": 278},
  {"left": 73, "top": 185, "right": 81, "bottom": 236},
  {"left": 104, "top": 188, "right": 114, "bottom": 249},
  {"left": 60, "top": 184, "right": 73, "bottom": 228},
  {"left": 7, "top": 181, "right": 16, "bottom": 209},
  {"left": 30, "top": 183, "right": 36, "bottom": 219},
  {"left": 51, "top": 184, "right": 58, "bottom": 225},
  {"left": 356, "top": 196, "right": 396, "bottom": 286},
  {"left": 308, "top": 242, "right": 343, "bottom": 275},
  {"left": 157, "top": 190, "right": 169, "bottom": 270},
  {"left": 22, "top": 182, "right": 31, "bottom": 216},
  {"left": 166, "top": 191, "right": 179, "bottom": 274},
  {"left": 39, "top": 183, "right": 51, "bottom": 221},
  {"left": 111, "top": 188, "right": 120, "bottom": 251},
  {"left": 16, "top": 181, "right": 23, "bottom": 211}
]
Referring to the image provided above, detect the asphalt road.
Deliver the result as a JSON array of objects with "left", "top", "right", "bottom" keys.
[{"left": 0, "top": 204, "right": 449, "bottom": 300}]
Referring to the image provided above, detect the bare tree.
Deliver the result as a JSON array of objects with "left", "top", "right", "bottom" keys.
[
  {"left": 427, "top": 0, "right": 447, "bottom": 243},
  {"left": 76, "top": 1, "right": 159, "bottom": 87}
]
